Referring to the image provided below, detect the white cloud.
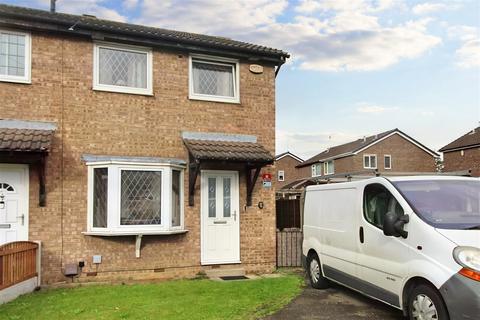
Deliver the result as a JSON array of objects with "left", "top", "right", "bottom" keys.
[
  {"left": 123, "top": 0, "right": 138, "bottom": 10},
  {"left": 412, "top": 2, "right": 449, "bottom": 15},
  {"left": 132, "top": 0, "right": 440, "bottom": 72},
  {"left": 35, "top": 0, "right": 127, "bottom": 22},
  {"left": 276, "top": 130, "right": 360, "bottom": 159},
  {"left": 356, "top": 103, "right": 399, "bottom": 113},
  {"left": 448, "top": 25, "right": 480, "bottom": 68}
]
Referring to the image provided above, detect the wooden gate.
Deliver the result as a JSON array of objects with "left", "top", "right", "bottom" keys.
[
  {"left": 276, "top": 198, "right": 301, "bottom": 230},
  {"left": 276, "top": 229, "right": 303, "bottom": 267},
  {"left": 0, "top": 241, "right": 39, "bottom": 290}
]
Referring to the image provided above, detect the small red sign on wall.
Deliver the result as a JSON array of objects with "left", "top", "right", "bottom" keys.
[{"left": 262, "top": 173, "right": 272, "bottom": 181}]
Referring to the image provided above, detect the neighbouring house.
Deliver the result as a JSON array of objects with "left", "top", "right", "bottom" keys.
[
  {"left": 296, "top": 129, "right": 439, "bottom": 178},
  {"left": 274, "top": 151, "right": 304, "bottom": 189},
  {"left": 0, "top": 4, "right": 289, "bottom": 285},
  {"left": 439, "top": 127, "right": 480, "bottom": 177}
]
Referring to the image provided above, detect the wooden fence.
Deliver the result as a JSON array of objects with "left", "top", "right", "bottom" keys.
[
  {"left": 0, "top": 241, "right": 39, "bottom": 290},
  {"left": 276, "top": 199, "right": 301, "bottom": 230},
  {"left": 276, "top": 229, "right": 303, "bottom": 267}
]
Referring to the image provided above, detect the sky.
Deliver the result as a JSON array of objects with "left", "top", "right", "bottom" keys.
[{"left": 4, "top": 0, "right": 480, "bottom": 159}]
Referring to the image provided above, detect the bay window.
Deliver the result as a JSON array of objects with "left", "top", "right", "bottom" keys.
[{"left": 87, "top": 162, "right": 185, "bottom": 235}]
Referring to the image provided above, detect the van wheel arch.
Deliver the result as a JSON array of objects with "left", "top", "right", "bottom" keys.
[
  {"left": 402, "top": 277, "right": 447, "bottom": 317},
  {"left": 307, "top": 249, "right": 318, "bottom": 259}
]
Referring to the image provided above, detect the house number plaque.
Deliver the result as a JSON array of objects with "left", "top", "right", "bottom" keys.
[{"left": 249, "top": 64, "right": 263, "bottom": 74}]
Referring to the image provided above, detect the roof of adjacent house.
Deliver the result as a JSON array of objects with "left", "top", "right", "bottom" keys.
[
  {"left": 0, "top": 4, "right": 289, "bottom": 64},
  {"left": 297, "top": 128, "right": 438, "bottom": 168},
  {"left": 439, "top": 127, "right": 480, "bottom": 152},
  {"left": 275, "top": 151, "right": 303, "bottom": 162},
  {"left": 184, "top": 139, "right": 273, "bottom": 163}
]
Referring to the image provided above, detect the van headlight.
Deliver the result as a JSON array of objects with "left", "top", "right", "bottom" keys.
[{"left": 453, "top": 246, "right": 480, "bottom": 272}]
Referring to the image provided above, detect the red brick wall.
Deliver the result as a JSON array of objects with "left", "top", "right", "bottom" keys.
[
  {"left": 0, "top": 32, "right": 277, "bottom": 283},
  {"left": 274, "top": 155, "right": 303, "bottom": 188},
  {"left": 443, "top": 148, "right": 480, "bottom": 177}
]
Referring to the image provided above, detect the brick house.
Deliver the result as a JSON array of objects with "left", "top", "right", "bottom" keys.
[
  {"left": 439, "top": 127, "right": 480, "bottom": 177},
  {"left": 274, "top": 152, "right": 304, "bottom": 189},
  {"left": 296, "top": 129, "right": 438, "bottom": 177},
  {"left": 0, "top": 4, "right": 289, "bottom": 285}
]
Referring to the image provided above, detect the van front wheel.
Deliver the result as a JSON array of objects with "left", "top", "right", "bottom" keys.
[
  {"left": 307, "top": 253, "right": 329, "bottom": 289},
  {"left": 408, "top": 284, "right": 449, "bottom": 320}
]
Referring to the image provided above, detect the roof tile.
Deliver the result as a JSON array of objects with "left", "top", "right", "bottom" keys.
[
  {"left": 439, "top": 127, "right": 480, "bottom": 152},
  {"left": 184, "top": 139, "right": 273, "bottom": 162},
  {"left": 0, "top": 128, "right": 54, "bottom": 152}
]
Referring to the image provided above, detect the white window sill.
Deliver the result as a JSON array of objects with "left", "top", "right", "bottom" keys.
[
  {"left": 82, "top": 229, "right": 188, "bottom": 236},
  {"left": 0, "top": 77, "right": 31, "bottom": 84},
  {"left": 189, "top": 94, "right": 240, "bottom": 104},
  {"left": 93, "top": 86, "right": 153, "bottom": 96}
]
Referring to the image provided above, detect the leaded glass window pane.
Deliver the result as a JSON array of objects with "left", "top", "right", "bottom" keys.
[
  {"left": 223, "top": 177, "right": 231, "bottom": 218},
  {"left": 0, "top": 32, "right": 26, "bottom": 77},
  {"left": 121, "top": 170, "right": 162, "bottom": 225},
  {"left": 172, "top": 170, "right": 181, "bottom": 227},
  {"left": 192, "top": 60, "right": 234, "bottom": 97},
  {"left": 93, "top": 168, "right": 108, "bottom": 228},
  {"left": 208, "top": 177, "right": 216, "bottom": 218},
  {"left": 98, "top": 47, "right": 147, "bottom": 88}
]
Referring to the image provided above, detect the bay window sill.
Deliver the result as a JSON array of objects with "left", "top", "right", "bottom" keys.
[{"left": 82, "top": 229, "right": 188, "bottom": 236}]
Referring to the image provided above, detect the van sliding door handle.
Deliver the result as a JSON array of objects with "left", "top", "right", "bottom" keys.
[{"left": 359, "top": 226, "right": 364, "bottom": 244}]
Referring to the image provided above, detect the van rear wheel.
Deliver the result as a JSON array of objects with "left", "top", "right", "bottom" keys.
[
  {"left": 307, "top": 253, "right": 329, "bottom": 289},
  {"left": 408, "top": 284, "right": 449, "bottom": 320}
]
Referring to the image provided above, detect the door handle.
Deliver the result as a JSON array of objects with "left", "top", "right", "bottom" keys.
[
  {"left": 233, "top": 211, "right": 237, "bottom": 221},
  {"left": 359, "top": 226, "right": 364, "bottom": 244},
  {"left": 17, "top": 214, "right": 25, "bottom": 226}
]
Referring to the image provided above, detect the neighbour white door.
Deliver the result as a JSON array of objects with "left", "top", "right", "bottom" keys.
[
  {"left": 201, "top": 170, "right": 240, "bottom": 265},
  {"left": 0, "top": 164, "right": 29, "bottom": 245}
]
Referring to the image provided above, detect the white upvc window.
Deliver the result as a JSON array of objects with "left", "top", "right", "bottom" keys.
[
  {"left": 384, "top": 155, "right": 392, "bottom": 170},
  {"left": 93, "top": 42, "right": 153, "bottom": 95},
  {"left": 87, "top": 163, "right": 184, "bottom": 234},
  {"left": 311, "top": 163, "right": 322, "bottom": 177},
  {"left": 324, "top": 160, "right": 334, "bottom": 175},
  {"left": 189, "top": 54, "right": 240, "bottom": 103},
  {"left": 278, "top": 170, "right": 285, "bottom": 182},
  {"left": 364, "top": 154, "right": 377, "bottom": 169},
  {"left": 0, "top": 29, "right": 31, "bottom": 84}
]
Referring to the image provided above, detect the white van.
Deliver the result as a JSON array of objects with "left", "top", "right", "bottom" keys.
[{"left": 302, "top": 176, "right": 480, "bottom": 320}]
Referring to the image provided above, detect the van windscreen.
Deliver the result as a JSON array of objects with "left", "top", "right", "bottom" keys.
[{"left": 392, "top": 180, "right": 480, "bottom": 230}]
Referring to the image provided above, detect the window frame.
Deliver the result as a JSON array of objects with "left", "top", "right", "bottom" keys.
[
  {"left": 0, "top": 29, "right": 31, "bottom": 84},
  {"left": 384, "top": 155, "right": 392, "bottom": 170},
  {"left": 362, "top": 183, "right": 405, "bottom": 231},
  {"left": 189, "top": 54, "right": 240, "bottom": 104},
  {"left": 363, "top": 154, "right": 378, "bottom": 169},
  {"left": 311, "top": 163, "right": 322, "bottom": 177},
  {"left": 93, "top": 42, "right": 153, "bottom": 95},
  {"left": 278, "top": 170, "right": 285, "bottom": 182},
  {"left": 87, "top": 163, "right": 184, "bottom": 234},
  {"left": 324, "top": 160, "right": 334, "bottom": 175}
]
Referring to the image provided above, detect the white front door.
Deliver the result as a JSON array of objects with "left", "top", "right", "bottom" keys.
[
  {"left": 0, "top": 164, "right": 29, "bottom": 245},
  {"left": 201, "top": 170, "right": 240, "bottom": 265}
]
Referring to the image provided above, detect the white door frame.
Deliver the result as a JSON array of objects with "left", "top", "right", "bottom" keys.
[
  {"left": 200, "top": 170, "right": 240, "bottom": 265},
  {"left": 0, "top": 164, "right": 29, "bottom": 243}
]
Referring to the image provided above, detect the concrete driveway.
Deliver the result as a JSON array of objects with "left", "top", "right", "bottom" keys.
[{"left": 266, "top": 280, "right": 404, "bottom": 320}]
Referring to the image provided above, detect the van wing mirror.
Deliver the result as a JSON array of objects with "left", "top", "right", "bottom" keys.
[{"left": 383, "top": 212, "right": 409, "bottom": 239}]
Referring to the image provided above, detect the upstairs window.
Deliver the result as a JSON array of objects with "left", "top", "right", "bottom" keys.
[
  {"left": 0, "top": 30, "right": 31, "bottom": 83},
  {"left": 384, "top": 155, "right": 392, "bottom": 170},
  {"left": 93, "top": 42, "right": 152, "bottom": 95},
  {"left": 364, "top": 154, "right": 377, "bottom": 169},
  {"left": 189, "top": 55, "right": 239, "bottom": 103},
  {"left": 324, "top": 160, "right": 334, "bottom": 175},
  {"left": 311, "top": 163, "right": 322, "bottom": 177},
  {"left": 278, "top": 170, "right": 285, "bottom": 182}
]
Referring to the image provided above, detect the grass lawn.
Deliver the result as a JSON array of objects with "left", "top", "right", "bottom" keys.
[{"left": 0, "top": 274, "right": 303, "bottom": 320}]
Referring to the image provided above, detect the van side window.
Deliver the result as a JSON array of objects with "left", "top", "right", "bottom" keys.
[{"left": 363, "top": 184, "right": 404, "bottom": 229}]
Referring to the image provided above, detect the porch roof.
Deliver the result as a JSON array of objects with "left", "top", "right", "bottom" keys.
[
  {"left": 0, "top": 120, "right": 56, "bottom": 153},
  {"left": 183, "top": 139, "right": 273, "bottom": 163}
]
